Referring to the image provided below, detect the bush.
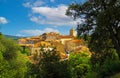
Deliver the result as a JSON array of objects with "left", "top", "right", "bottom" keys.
[
  {"left": 74, "top": 64, "right": 90, "bottom": 78},
  {"left": 0, "top": 35, "right": 29, "bottom": 78},
  {"left": 82, "top": 71, "right": 97, "bottom": 78},
  {"left": 100, "top": 58, "right": 120, "bottom": 77},
  {"left": 69, "top": 52, "right": 91, "bottom": 78},
  {"left": 26, "top": 47, "right": 72, "bottom": 78}
]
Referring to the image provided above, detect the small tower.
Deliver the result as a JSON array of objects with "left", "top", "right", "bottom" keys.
[{"left": 70, "top": 28, "right": 76, "bottom": 37}]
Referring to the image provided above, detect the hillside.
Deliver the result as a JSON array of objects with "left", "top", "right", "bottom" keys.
[{"left": 5, "top": 35, "right": 21, "bottom": 40}]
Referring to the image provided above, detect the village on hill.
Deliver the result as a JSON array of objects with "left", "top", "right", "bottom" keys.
[{"left": 18, "top": 28, "right": 91, "bottom": 60}]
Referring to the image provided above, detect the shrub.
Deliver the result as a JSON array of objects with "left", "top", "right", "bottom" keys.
[{"left": 82, "top": 71, "right": 97, "bottom": 78}]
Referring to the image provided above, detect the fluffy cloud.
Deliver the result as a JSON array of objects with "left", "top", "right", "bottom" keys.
[
  {"left": 30, "top": 5, "right": 76, "bottom": 26},
  {"left": 23, "top": 1, "right": 84, "bottom": 27},
  {"left": 0, "top": 17, "right": 8, "bottom": 24},
  {"left": 21, "top": 28, "right": 59, "bottom": 36}
]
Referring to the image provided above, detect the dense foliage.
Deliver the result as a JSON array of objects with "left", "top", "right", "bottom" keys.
[
  {"left": 0, "top": 34, "right": 29, "bottom": 78},
  {"left": 66, "top": 0, "right": 120, "bottom": 77},
  {"left": 69, "top": 52, "right": 91, "bottom": 78},
  {"left": 26, "top": 47, "right": 71, "bottom": 78},
  {"left": 66, "top": 0, "right": 120, "bottom": 58}
]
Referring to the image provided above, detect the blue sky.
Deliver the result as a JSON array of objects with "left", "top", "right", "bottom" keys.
[{"left": 0, "top": 0, "right": 86, "bottom": 37}]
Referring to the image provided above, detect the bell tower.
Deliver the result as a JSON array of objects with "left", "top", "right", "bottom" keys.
[{"left": 69, "top": 28, "right": 76, "bottom": 37}]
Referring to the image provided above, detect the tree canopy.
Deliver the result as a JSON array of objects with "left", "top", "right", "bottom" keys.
[
  {"left": 0, "top": 34, "right": 29, "bottom": 78},
  {"left": 66, "top": 1, "right": 120, "bottom": 77},
  {"left": 66, "top": 0, "right": 120, "bottom": 59}
]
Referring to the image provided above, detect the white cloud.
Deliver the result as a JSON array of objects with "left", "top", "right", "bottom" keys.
[
  {"left": 23, "top": 1, "right": 84, "bottom": 27},
  {"left": 30, "top": 5, "right": 77, "bottom": 26},
  {"left": 23, "top": 0, "right": 44, "bottom": 7},
  {"left": 0, "top": 17, "right": 8, "bottom": 24},
  {"left": 20, "top": 28, "right": 59, "bottom": 36}
]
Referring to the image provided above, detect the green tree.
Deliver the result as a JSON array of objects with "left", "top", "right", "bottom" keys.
[
  {"left": 0, "top": 35, "right": 29, "bottom": 78},
  {"left": 66, "top": 0, "right": 120, "bottom": 58},
  {"left": 69, "top": 52, "right": 91, "bottom": 78},
  {"left": 26, "top": 47, "right": 71, "bottom": 78},
  {"left": 66, "top": 0, "right": 120, "bottom": 77}
]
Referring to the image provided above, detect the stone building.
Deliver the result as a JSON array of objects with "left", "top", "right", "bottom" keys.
[{"left": 18, "top": 28, "right": 76, "bottom": 47}]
